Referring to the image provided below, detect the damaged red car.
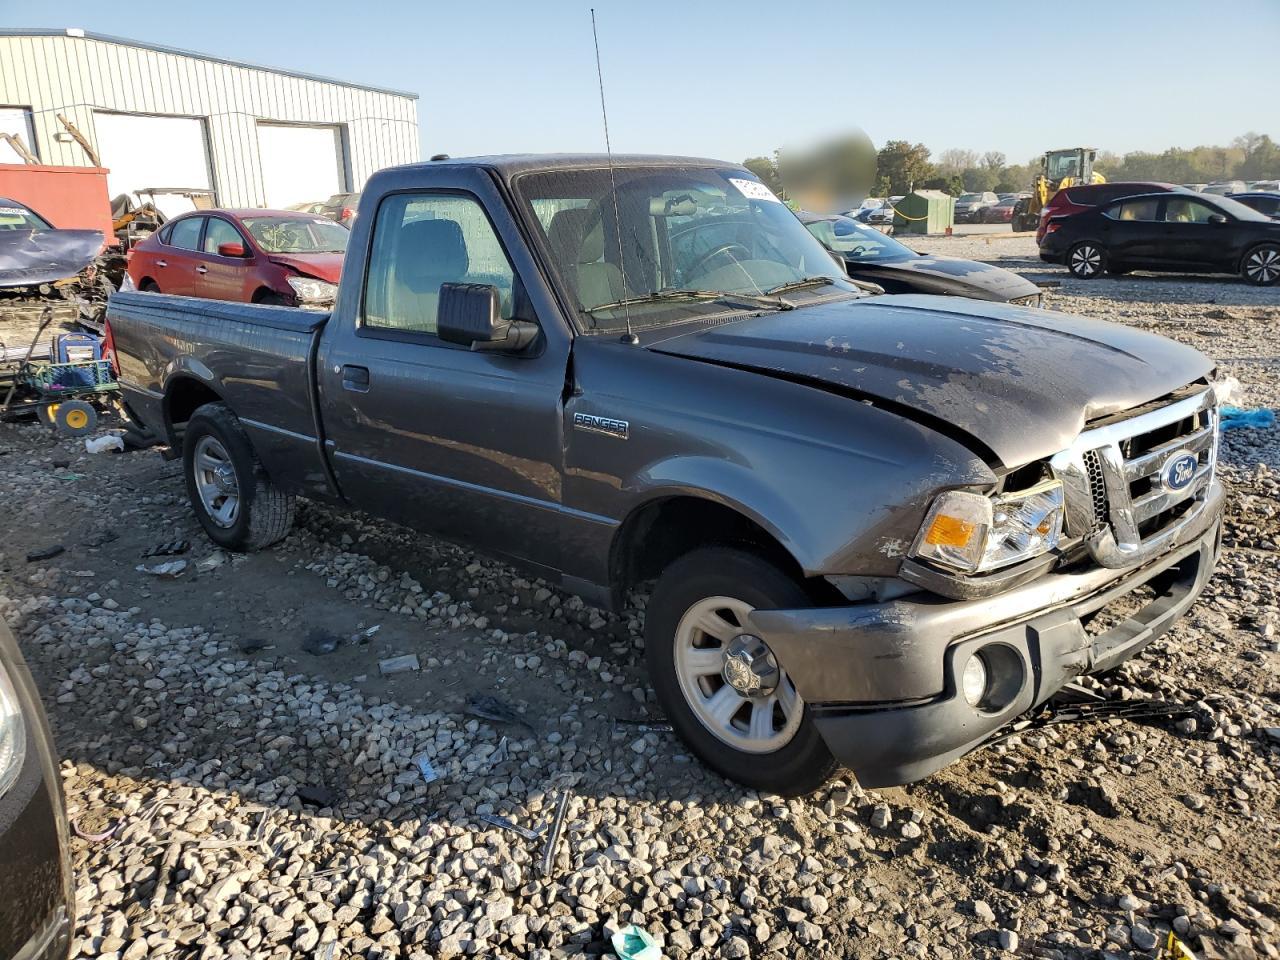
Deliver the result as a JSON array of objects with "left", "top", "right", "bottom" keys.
[{"left": 127, "top": 209, "right": 347, "bottom": 307}]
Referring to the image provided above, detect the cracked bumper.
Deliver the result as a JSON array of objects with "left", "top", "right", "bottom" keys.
[{"left": 748, "top": 481, "right": 1223, "bottom": 788}]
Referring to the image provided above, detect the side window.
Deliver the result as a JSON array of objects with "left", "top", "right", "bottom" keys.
[
  {"left": 1163, "top": 198, "right": 1219, "bottom": 223},
  {"left": 1109, "top": 199, "right": 1160, "bottom": 222},
  {"left": 203, "top": 217, "right": 244, "bottom": 255},
  {"left": 363, "top": 193, "right": 516, "bottom": 336},
  {"left": 168, "top": 217, "right": 204, "bottom": 250}
]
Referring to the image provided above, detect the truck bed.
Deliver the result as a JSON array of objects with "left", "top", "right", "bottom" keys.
[{"left": 107, "top": 290, "right": 332, "bottom": 496}]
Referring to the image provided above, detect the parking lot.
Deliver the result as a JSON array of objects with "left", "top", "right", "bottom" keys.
[{"left": 0, "top": 232, "right": 1276, "bottom": 960}]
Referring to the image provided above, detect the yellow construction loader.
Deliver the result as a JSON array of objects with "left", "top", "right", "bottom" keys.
[{"left": 1011, "top": 147, "right": 1105, "bottom": 231}]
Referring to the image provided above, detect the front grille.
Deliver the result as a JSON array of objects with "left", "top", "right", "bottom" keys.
[
  {"left": 1050, "top": 388, "right": 1219, "bottom": 568},
  {"left": 1082, "top": 449, "right": 1109, "bottom": 530}
]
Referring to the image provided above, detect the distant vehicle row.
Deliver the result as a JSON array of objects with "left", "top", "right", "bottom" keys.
[{"left": 1039, "top": 189, "right": 1280, "bottom": 285}]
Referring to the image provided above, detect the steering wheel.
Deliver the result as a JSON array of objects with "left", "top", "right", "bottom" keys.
[
  {"left": 687, "top": 242, "right": 752, "bottom": 280},
  {"left": 843, "top": 244, "right": 872, "bottom": 257}
]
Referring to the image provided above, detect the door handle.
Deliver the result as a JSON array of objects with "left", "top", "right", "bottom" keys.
[
  {"left": 195, "top": 265, "right": 208, "bottom": 274},
  {"left": 155, "top": 259, "right": 168, "bottom": 268},
  {"left": 341, "top": 365, "right": 370, "bottom": 392}
]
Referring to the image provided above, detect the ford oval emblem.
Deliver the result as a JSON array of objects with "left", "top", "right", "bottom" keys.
[{"left": 1162, "top": 451, "right": 1198, "bottom": 492}]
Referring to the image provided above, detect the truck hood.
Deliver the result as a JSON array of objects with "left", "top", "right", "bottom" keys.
[
  {"left": 844, "top": 254, "right": 1041, "bottom": 302},
  {"left": 267, "top": 253, "right": 343, "bottom": 284},
  {"left": 0, "top": 228, "right": 102, "bottom": 287},
  {"left": 648, "top": 294, "right": 1214, "bottom": 466}
]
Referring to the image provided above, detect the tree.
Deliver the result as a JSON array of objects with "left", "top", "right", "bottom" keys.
[
  {"left": 937, "top": 148, "right": 977, "bottom": 173},
  {"left": 981, "top": 150, "right": 1006, "bottom": 171},
  {"left": 876, "top": 140, "right": 935, "bottom": 195},
  {"left": 1236, "top": 133, "right": 1280, "bottom": 180},
  {"left": 921, "top": 175, "right": 965, "bottom": 196},
  {"left": 742, "top": 155, "right": 783, "bottom": 196}
]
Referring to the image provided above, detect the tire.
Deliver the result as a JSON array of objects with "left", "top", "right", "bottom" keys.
[
  {"left": 645, "top": 547, "right": 838, "bottom": 796},
  {"left": 52, "top": 399, "right": 97, "bottom": 437},
  {"left": 1241, "top": 243, "right": 1280, "bottom": 285},
  {"left": 182, "top": 401, "right": 294, "bottom": 551},
  {"left": 1067, "top": 241, "right": 1106, "bottom": 279},
  {"left": 256, "top": 291, "right": 291, "bottom": 306},
  {"left": 140, "top": 279, "right": 160, "bottom": 293}
]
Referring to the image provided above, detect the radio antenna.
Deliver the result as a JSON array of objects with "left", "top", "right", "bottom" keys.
[{"left": 590, "top": 8, "right": 636, "bottom": 344}]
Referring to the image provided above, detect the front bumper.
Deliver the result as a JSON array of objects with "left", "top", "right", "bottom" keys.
[{"left": 749, "top": 481, "right": 1222, "bottom": 788}]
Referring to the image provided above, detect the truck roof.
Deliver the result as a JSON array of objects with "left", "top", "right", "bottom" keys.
[{"left": 388, "top": 153, "right": 741, "bottom": 177}]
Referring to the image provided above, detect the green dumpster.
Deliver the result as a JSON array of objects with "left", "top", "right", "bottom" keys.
[{"left": 893, "top": 189, "right": 955, "bottom": 235}]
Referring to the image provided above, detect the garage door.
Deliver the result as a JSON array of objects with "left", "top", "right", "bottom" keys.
[
  {"left": 257, "top": 123, "right": 345, "bottom": 209},
  {"left": 93, "top": 112, "right": 212, "bottom": 217}
]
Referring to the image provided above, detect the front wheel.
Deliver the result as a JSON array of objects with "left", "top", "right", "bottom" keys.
[
  {"left": 645, "top": 547, "right": 838, "bottom": 795},
  {"left": 1241, "top": 243, "right": 1280, "bottom": 285},
  {"left": 182, "top": 402, "right": 294, "bottom": 551},
  {"left": 1068, "top": 241, "right": 1106, "bottom": 279}
]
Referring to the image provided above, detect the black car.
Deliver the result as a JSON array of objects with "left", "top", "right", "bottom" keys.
[
  {"left": 1040, "top": 192, "right": 1280, "bottom": 285},
  {"left": 1227, "top": 192, "right": 1280, "bottom": 218},
  {"left": 0, "top": 621, "right": 72, "bottom": 960},
  {"left": 800, "top": 211, "right": 1043, "bottom": 305}
]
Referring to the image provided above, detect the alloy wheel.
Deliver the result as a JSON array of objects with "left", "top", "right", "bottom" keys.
[
  {"left": 1070, "top": 244, "right": 1102, "bottom": 277},
  {"left": 1245, "top": 247, "right": 1280, "bottom": 284}
]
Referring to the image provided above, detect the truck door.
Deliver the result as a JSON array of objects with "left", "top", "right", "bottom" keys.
[{"left": 316, "top": 180, "right": 576, "bottom": 576}]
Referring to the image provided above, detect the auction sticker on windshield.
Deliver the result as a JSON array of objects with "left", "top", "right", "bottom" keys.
[{"left": 727, "top": 178, "right": 782, "bottom": 203}]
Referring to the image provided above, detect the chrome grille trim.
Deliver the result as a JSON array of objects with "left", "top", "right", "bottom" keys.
[{"left": 1049, "top": 388, "right": 1219, "bottom": 568}]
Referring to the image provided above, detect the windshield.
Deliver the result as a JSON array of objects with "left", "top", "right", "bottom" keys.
[
  {"left": 804, "top": 216, "right": 915, "bottom": 262},
  {"left": 0, "top": 202, "right": 52, "bottom": 231},
  {"left": 242, "top": 217, "right": 349, "bottom": 253},
  {"left": 958, "top": 194, "right": 982, "bottom": 203},
  {"left": 515, "top": 166, "right": 859, "bottom": 333}
]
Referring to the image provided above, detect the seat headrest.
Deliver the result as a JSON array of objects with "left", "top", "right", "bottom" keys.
[
  {"left": 396, "top": 218, "right": 468, "bottom": 292},
  {"left": 547, "top": 206, "right": 605, "bottom": 265}
]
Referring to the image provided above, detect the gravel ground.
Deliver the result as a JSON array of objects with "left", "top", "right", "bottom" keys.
[{"left": 2, "top": 250, "right": 1278, "bottom": 960}]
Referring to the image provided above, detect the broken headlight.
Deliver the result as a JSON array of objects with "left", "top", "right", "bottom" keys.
[
  {"left": 286, "top": 275, "right": 338, "bottom": 303},
  {"left": 0, "top": 660, "right": 25, "bottom": 799},
  {"left": 910, "top": 480, "right": 1064, "bottom": 575}
]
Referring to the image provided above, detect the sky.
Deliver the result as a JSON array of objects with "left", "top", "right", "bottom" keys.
[{"left": 3, "top": 0, "right": 1278, "bottom": 165}]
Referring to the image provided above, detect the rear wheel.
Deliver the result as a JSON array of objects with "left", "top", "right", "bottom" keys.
[
  {"left": 182, "top": 402, "right": 294, "bottom": 551},
  {"left": 645, "top": 547, "right": 838, "bottom": 796},
  {"left": 139, "top": 279, "right": 160, "bottom": 293},
  {"left": 1241, "top": 243, "right": 1280, "bottom": 285},
  {"left": 1068, "top": 241, "right": 1106, "bottom": 279}
]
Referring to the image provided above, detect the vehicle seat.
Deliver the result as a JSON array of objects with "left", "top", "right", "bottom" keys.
[
  {"left": 546, "top": 207, "right": 627, "bottom": 309},
  {"left": 387, "top": 218, "right": 469, "bottom": 331}
]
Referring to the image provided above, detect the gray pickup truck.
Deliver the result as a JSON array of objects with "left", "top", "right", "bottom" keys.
[{"left": 106, "top": 154, "right": 1225, "bottom": 795}]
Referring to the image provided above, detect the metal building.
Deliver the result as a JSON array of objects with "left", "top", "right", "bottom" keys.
[{"left": 0, "top": 27, "right": 420, "bottom": 210}]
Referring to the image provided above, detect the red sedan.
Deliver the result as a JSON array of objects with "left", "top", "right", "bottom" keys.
[{"left": 127, "top": 209, "right": 347, "bottom": 306}]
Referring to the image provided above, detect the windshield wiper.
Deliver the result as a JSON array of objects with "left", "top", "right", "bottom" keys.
[
  {"left": 764, "top": 276, "right": 838, "bottom": 296},
  {"left": 585, "top": 288, "right": 787, "bottom": 314}
]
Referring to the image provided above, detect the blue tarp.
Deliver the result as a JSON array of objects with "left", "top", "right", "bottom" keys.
[{"left": 1221, "top": 406, "right": 1276, "bottom": 431}]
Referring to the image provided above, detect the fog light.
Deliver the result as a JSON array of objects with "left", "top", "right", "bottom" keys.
[
  {"left": 0, "top": 661, "right": 26, "bottom": 799},
  {"left": 961, "top": 653, "right": 988, "bottom": 707}
]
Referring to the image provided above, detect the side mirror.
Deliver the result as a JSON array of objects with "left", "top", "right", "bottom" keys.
[
  {"left": 1207, "top": 214, "right": 1228, "bottom": 225},
  {"left": 437, "top": 282, "right": 538, "bottom": 352},
  {"left": 217, "top": 241, "right": 246, "bottom": 257}
]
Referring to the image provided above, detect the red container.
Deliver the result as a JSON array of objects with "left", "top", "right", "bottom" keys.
[{"left": 0, "top": 163, "right": 116, "bottom": 245}]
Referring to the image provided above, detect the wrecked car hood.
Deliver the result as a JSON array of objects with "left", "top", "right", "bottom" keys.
[
  {"left": 648, "top": 294, "right": 1214, "bottom": 467},
  {"left": 845, "top": 254, "right": 1040, "bottom": 302},
  {"left": 0, "top": 229, "right": 103, "bottom": 288},
  {"left": 267, "top": 253, "right": 343, "bottom": 284}
]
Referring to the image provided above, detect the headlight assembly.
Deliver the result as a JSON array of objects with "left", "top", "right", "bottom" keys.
[
  {"left": 910, "top": 479, "right": 1064, "bottom": 576},
  {"left": 0, "top": 660, "right": 26, "bottom": 799},
  {"left": 286, "top": 275, "right": 338, "bottom": 303}
]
